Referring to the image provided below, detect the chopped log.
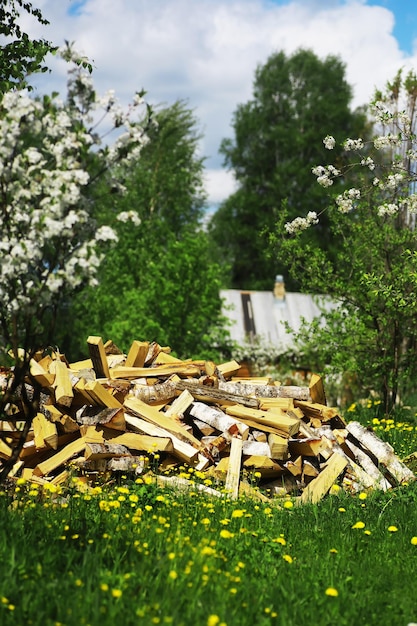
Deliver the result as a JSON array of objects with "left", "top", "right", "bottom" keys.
[
  {"left": 175, "top": 380, "right": 259, "bottom": 408},
  {"left": 300, "top": 452, "right": 348, "bottom": 504},
  {"left": 124, "top": 397, "right": 201, "bottom": 448},
  {"left": 165, "top": 389, "right": 194, "bottom": 419},
  {"left": 241, "top": 440, "right": 271, "bottom": 457},
  {"left": 225, "top": 437, "right": 243, "bottom": 499},
  {"left": 51, "top": 360, "right": 73, "bottom": 408},
  {"left": 188, "top": 402, "right": 249, "bottom": 439},
  {"left": 131, "top": 378, "right": 179, "bottom": 404},
  {"left": 44, "top": 405, "right": 79, "bottom": 434},
  {"left": 217, "top": 360, "right": 241, "bottom": 378},
  {"left": 252, "top": 429, "right": 268, "bottom": 443},
  {"left": 219, "top": 380, "right": 311, "bottom": 401},
  {"left": 33, "top": 412, "right": 58, "bottom": 450},
  {"left": 124, "top": 413, "right": 199, "bottom": 465},
  {"left": 285, "top": 455, "right": 303, "bottom": 477},
  {"left": 75, "top": 406, "right": 126, "bottom": 431},
  {"left": 32, "top": 437, "right": 86, "bottom": 477},
  {"left": 242, "top": 456, "right": 285, "bottom": 478},
  {"left": 288, "top": 437, "right": 325, "bottom": 457},
  {"left": 85, "top": 443, "right": 130, "bottom": 461},
  {"left": 110, "top": 363, "right": 201, "bottom": 379},
  {"left": 225, "top": 405, "right": 300, "bottom": 437},
  {"left": 268, "top": 433, "right": 289, "bottom": 460},
  {"left": 258, "top": 397, "right": 294, "bottom": 411},
  {"left": 309, "top": 373, "right": 327, "bottom": 405},
  {"left": 125, "top": 340, "right": 149, "bottom": 368},
  {"left": 108, "top": 456, "right": 146, "bottom": 472},
  {"left": 84, "top": 380, "right": 123, "bottom": 409},
  {"left": 294, "top": 400, "right": 341, "bottom": 422},
  {"left": 87, "top": 336, "right": 110, "bottom": 379},
  {"left": 346, "top": 421, "right": 415, "bottom": 484},
  {"left": 153, "top": 474, "right": 223, "bottom": 498}
]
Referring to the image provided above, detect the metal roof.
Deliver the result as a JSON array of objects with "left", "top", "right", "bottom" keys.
[{"left": 220, "top": 288, "right": 334, "bottom": 351}]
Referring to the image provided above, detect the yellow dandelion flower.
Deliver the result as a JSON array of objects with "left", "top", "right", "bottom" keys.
[
  {"left": 231, "top": 509, "right": 245, "bottom": 518},
  {"left": 201, "top": 518, "right": 211, "bottom": 525},
  {"left": 282, "top": 554, "right": 293, "bottom": 564},
  {"left": 283, "top": 500, "right": 294, "bottom": 509},
  {"left": 273, "top": 537, "right": 286, "bottom": 546},
  {"left": 388, "top": 525, "right": 398, "bottom": 533},
  {"left": 411, "top": 536, "right": 417, "bottom": 545},
  {"left": 364, "top": 530, "right": 372, "bottom": 535},
  {"left": 75, "top": 579, "right": 83, "bottom": 587},
  {"left": 338, "top": 507, "right": 346, "bottom": 513},
  {"left": 351, "top": 521, "right": 365, "bottom": 529},
  {"left": 329, "top": 548, "right": 338, "bottom": 554},
  {"left": 220, "top": 529, "right": 234, "bottom": 539},
  {"left": 325, "top": 587, "right": 339, "bottom": 597},
  {"left": 100, "top": 583, "right": 109, "bottom": 592},
  {"left": 207, "top": 616, "right": 220, "bottom": 626},
  {"left": 168, "top": 570, "right": 178, "bottom": 580},
  {"left": 111, "top": 589, "right": 122, "bottom": 598},
  {"left": 358, "top": 492, "right": 367, "bottom": 500},
  {"left": 329, "top": 484, "right": 340, "bottom": 495}
]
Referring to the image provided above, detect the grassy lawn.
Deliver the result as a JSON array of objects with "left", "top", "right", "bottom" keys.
[{"left": 0, "top": 405, "right": 417, "bottom": 626}]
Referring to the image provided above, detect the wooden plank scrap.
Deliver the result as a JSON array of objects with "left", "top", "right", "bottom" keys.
[
  {"left": 300, "top": 452, "right": 348, "bottom": 504},
  {"left": 225, "top": 437, "right": 243, "bottom": 499}
]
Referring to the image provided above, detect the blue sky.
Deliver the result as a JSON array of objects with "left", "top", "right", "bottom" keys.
[{"left": 25, "top": 0, "right": 417, "bottom": 204}]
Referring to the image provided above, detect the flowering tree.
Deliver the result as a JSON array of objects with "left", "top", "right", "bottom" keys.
[
  {"left": 0, "top": 44, "right": 152, "bottom": 480},
  {"left": 275, "top": 69, "right": 417, "bottom": 412}
]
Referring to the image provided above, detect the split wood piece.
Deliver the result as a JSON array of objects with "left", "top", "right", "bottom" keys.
[
  {"left": 193, "top": 418, "right": 216, "bottom": 437},
  {"left": 125, "top": 340, "right": 149, "bottom": 368},
  {"left": 217, "top": 360, "right": 241, "bottom": 378},
  {"left": 124, "top": 413, "right": 199, "bottom": 465},
  {"left": 175, "top": 380, "right": 259, "bottom": 408},
  {"left": 340, "top": 437, "right": 391, "bottom": 489},
  {"left": 241, "top": 440, "right": 271, "bottom": 457},
  {"left": 110, "top": 363, "right": 201, "bottom": 379},
  {"left": 268, "top": 433, "right": 289, "bottom": 460},
  {"left": 28, "top": 358, "right": 55, "bottom": 387},
  {"left": 258, "top": 398, "right": 294, "bottom": 411},
  {"left": 85, "top": 443, "right": 130, "bottom": 461},
  {"left": 76, "top": 406, "right": 126, "bottom": 431},
  {"left": 87, "top": 336, "right": 110, "bottom": 379},
  {"left": 21, "top": 467, "right": 50, "bottom": 485},
  {"left": 225, "top": 437, "right": 243, "bottom": 499},
  {"left": 309, "top": 373, "right": 327, "bottom": 405},
  {"left": 131, "top": 377, "right": 179, "bottom": 404},
  {"left": 300, "top": 452, "right": 348, "bottom": 504},
  {"left": 69, "top": 358, "right": 93, "bottom": 372},
  {"left": 289, "top": 437, "right": 325, "bottom": 457},
  {"left": 51, "top": 360, "right": 73, "bottom": 408},
  {"left": 124, "top": 397, "right": 201, "bottom": 449},
  {"left": 303, "top": 460, "right": 320, "bottom": 479},
  {"left": 165, "top": 389, "right": 195, "bottom": 420},
  {"left": 33, "top": 437, "right": 86, "bottom": 477},
  {"left": 188, "top": 402, "right": 249, "bottom": 439},
  {"left": 219, "top": 380, "right": 311, "bottom": 401},
  {"left": 73, "top": 378, "right": 97, "bottom": 405},
  {"left": 242, "top": 456, "right": 285, "bottom": 478},
  {"left": 346, "top": 421, "right": 415, "bottom": 484},
  {"left": 33, "top": 412, "right": 58, "bottom": 450},
  {"left": 293, "top": 401, "right": 341, "bottom": 422},
  {"left": 0, "top": 438, "right": 13, "bottom": 460},
  {"left": 225, "top": 405, "right": 300, "bottom": 437},
  {"left": 252, "top": 429, "right": 268, "bottom": 443},
  {"left": 44, "top": 405, "right": 79, "bottom": 434},
  {"left": 81, "top": 425, "right": 174, "bottom": 455},
  {"left": 84, "top": 380, "right": 123, "bottom": 409},
  {"left": 285, "top": 455, "right": 303, "bottom": 477},
  {"left": 202, "top": 434, "right": 231, "bottom": 457},
  {"left": 342, "top": 457, "right": 378, "bottom": 492}
]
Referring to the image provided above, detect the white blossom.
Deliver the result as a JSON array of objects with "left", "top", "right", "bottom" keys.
[
  {"left": 117, "top": 210, "right": 142, "bottom": 226},
  {"left": 343, "top": 138, "right": 364, "bottom": 151},
  {"left": 323, "top": 135, "right": 336, "bottom": 149},
  {"left": 285, "top": 211, "right": 319, "bottom": 234},
  {"left": 377, "top": 203, "right": 399, "bottom": 217}
]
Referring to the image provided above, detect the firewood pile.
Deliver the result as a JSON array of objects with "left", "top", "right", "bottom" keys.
[{"left": 0, "top": 336, "right": 415, "bottom": 503}]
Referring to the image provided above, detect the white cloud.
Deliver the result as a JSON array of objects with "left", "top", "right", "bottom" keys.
[
  {"left": 204, "top": 168, "right": 238, "bottom": 205},
  {"left": 22, "top": 1, "right": 417, "bottom": 206}
]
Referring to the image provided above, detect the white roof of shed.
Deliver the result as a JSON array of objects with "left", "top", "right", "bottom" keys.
[{"left": 220, "top": 289, "right": 334, "bottom": 351}]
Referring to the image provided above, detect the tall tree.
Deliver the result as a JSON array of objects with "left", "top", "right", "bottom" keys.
[
  {"left": 209, "top": 48, "right": 368, "bottom": 290},
  {"left": 275, "top": 69, "right": 417, "bottom": 412},
  {"left": 60, "top": 101, "right": 231, "bottom": 360},
  {"left": 0, "top": 0, "right": 55, "bottom": 93}
]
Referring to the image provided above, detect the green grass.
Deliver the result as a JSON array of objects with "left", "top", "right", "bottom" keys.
[{"left": 1, "top": 407, "right": 417, "bottom": 626}]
